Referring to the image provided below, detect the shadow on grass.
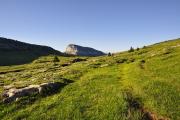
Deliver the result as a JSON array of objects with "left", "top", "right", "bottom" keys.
[{"left": 0, "top": 78, "right": 74, "bottom": 119}]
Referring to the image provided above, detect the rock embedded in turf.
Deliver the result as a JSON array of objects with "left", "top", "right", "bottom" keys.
[
  {"left": 71, "top": 58, "right": 87, "bottom": 63},
  {"left": 2, "top": 82, "right": 64, "bottom": 103}
]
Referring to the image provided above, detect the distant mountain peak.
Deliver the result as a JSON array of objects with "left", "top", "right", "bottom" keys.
[{"left": 65, "top": 44, "right": 105, "bottom": 56}]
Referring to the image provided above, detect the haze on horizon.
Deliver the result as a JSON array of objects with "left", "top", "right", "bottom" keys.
[{"left": 0, "top": 0, "right": 180, "bottom": 52}]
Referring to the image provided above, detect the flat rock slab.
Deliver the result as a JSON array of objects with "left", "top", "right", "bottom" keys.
[{"left": 2, "top": 82, "right": 64, "bottom": 103}]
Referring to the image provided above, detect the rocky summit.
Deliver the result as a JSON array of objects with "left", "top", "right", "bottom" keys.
[{"left": 65, "top": 44, "right": 105, "bottom": 56}]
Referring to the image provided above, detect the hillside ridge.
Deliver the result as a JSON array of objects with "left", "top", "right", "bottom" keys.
[{"left": 0, "top": 37, "right": 63, "bottom": 66}]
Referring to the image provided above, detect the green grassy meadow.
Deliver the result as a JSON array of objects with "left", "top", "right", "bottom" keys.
[{"left": 0, "top": 39, "right": 180, "bottom": 120}]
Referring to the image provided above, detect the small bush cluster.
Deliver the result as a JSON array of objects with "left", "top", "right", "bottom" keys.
[
  {"left": 53, "top": 56, "right": 60, "bottom": 62},
  {"left": 139, "top": 60, "right": 146, "bottom": 69},
  {"left": 127, "top": 58, "right": 135, "bottom": 63},
  {"left": 107, "top": 52, "right": 112, "bottom": 56},
  {"left": 140, "top": 60, "right": 146, "bottom": 63},
  {"left": 128, "top": 47, "right": 134, "bottom": 52}
]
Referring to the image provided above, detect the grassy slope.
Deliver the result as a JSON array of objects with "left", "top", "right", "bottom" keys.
[
  {"left": 0, "top": 39, "right": 180, "bottom": 120},
  {"left": 0, "top": 37, "right": 64, "bottom": 66}
]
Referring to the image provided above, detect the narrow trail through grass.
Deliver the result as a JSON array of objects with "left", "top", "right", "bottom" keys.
[
  {"left": 120, "top": 61, "right": 179, "bottom": 120},
  {"left": 0, "top": 39, "right": 180, "bottom": 120}
]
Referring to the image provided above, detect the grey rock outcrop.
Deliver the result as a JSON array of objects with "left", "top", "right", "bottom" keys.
[
  {"left": 65, "top": 44, "right": 105, "bottom": 56},
  {"left": 2, "top": 82, "right": 64, "bottom": 103}
]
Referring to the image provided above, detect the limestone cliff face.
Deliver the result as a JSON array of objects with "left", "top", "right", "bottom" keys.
[{"left": 65, "top": 44, "right": 105, "bottom": 56}]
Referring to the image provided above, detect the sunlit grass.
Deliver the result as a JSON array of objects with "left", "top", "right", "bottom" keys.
[{"left": 0, "top": 38, "right": 180, "bottom": 119}]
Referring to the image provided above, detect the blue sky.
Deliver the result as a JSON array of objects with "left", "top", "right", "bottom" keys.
[{"left": 0, "top": 0, "right": 180, "bottom": 52}]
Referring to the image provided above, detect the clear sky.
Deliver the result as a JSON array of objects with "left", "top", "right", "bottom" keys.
[{"left": 0, "top": 0, "right": 179, "bottom": 52}]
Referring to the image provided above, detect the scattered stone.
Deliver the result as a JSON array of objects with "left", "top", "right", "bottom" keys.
[
  {"left": 150, "top": 53, "right": 157, "bottom": 57},
  {"left": 171, "top": 44, "right": 180, "bottom": 48},
  {"left": 2, "top": 82, "right": 64, "bottom": 103},
  {"left": 100, "top": 64, "right": 109, "bottom": 68},
  {"left": 61, "top": 63, "right": 71, "bottom": 67},
  {"left": 3, "top": 85, "right": 14, "bottom": 90},
  {"left": 71, "top": 58, "right": 87, "bottom": 63},
  {"left": 2, "top": 87, "right": 39, "bottom": 103},
  {"left": 38, "top": 82, "right": 63, "bottom": 95},
  {"left": 127, "top": 58, "right": 135, "bottom": 63},
  {"left": 116, "top": 58, "right": 127, "bottom": 64}
]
